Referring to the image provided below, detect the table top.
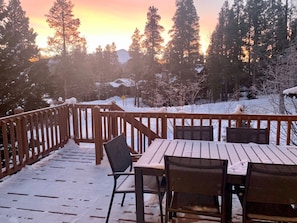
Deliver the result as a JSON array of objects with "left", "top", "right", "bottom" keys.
[{"left": 134, "top": 139, "right": 297, "bottom": 175}]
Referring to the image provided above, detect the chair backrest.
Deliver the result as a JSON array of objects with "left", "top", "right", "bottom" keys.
[
  {"left": 244, "top": 162, "right": 297, "bottom": 206},
  {"left": 164, "top": 156, "right": 227, "bottom": 196},
  {"left": 103, "top": 134, "right": 132, "bottom": 177},
  {"left": 226, "top": 127, "right": 269, "bottom": 144},
  {"left": 174, "top": 125, "right": 214, "bottom": 141}
]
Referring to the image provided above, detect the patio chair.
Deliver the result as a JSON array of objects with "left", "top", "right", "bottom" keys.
[
  {"left": 174, "top": 125, "right": 214, "bottom": 141},
  {"left": 226, "top": 127, "right": 269, "bottom": 202},
  {"left": 103, "top": 133, "right": 165, "bottom": 223},
  {"left": 164, "top": 155, "right": 228, "bottom": 223},
  {"left": 226, "top": 127, "right": 269, "bottom": 144},
  {"left": 243, "top": 162, "right": 297, "bottom": 223}
]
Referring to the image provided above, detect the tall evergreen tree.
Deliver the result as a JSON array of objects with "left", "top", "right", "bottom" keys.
[
  {"left": 207, "top": 0, "right": 296, "bottom": 102},
  {"left": 128, "top": 28, "right": 145, "bottom": 106},
  {"left": 128, "top": 28, "right": 144, "bottom": 78},
  {"left": 141, "top": 6, "right": 164, "bottom": 107},
  {"left": 100, "top": 43, "right": 121, "bottom": 82},
  {"left": 206, "top": 1, "right": 230, "bottom": 101},
  {"left": 244, "top": 0, "right": 268, "bottom": 84},
  {"left": 46, "top": 0, "right": 85, "bottom": 56},
  {"left": 226, "top": 0, "right": 247, "bottom": 91},
  {"left": 264, "top": 0, "right": 288, "bottom": 59},
  {"left": 142, "top": 6, "right": 164, "bottom": 75},
  {"left": 90, "top": 45, "right": 105, "bottom": 99},
  {"left": 46, "top": 0, "right": 87, "bottom": 99},
  {"left": 169, "top": 0, "right": 200, "bottom": 80},
  {"left": 0, "top": 0, "right": 40, "bottom": 116},
  {"left": 94, "top": 45, "right": 104, "bottom": 82},
  {"left": 109, "top": 42, "right": 121, "bottom": 80},
  {"left": 129, "top": 28, "right": 143, "bottom": 75}
]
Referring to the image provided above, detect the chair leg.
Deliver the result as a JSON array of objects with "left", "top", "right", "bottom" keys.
[
  {"left": 157, "top": 176, "right": 164, "bottom": 223},
  {"left": 165, "top": 208, "right": 168, "bottom": 223},
  {"left": 105, "top": 191, "right": 115, "bottom": 223},
  {"left": 121, "top": 193, "right": 126, "bottom": 206},
  {"left": 158, "top": 194, "right": 164, "bottom": 223}
]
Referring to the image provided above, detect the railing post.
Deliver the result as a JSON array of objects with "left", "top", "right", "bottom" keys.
[
  {"left": 71, "top": 104, "right": 79, "bottom": 144},
  {"left": 161, "top": 113, "right": 167, "bottom": 138},
  {"left": 93, "top": 106, "right": 103, "bottom": 165},
  {"left": 58, "top": 105, "right": 69, "bottom": 147}
]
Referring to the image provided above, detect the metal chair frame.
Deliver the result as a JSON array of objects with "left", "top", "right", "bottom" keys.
[
  {"left": 104, "top": 133, "right": 164, "bottom": 223},
  {"left": 243, "top": 162, "right": 297, "bottom": 223},
  {"left": 174, "top": 125, "right": 214, "bottom": 141},
  {"left": 226, "top": 127, "right": 269, "bottom": 144},
  {"left": 164, "top": 155, "right": 228, "bottom": 223}
]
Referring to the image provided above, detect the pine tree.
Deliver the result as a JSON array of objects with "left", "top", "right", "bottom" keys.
[
  {"left": 128, "top": 28, "right": 144, "bottom": 106},
  {"left": 169, "top": 0, "right": 200, "bottom": 80},
  {"left": 46, "top": 0, "right": 85, "bottom": 56},
  {"left": 0, "top": 0, "right": 40, "bottom": 116},
  {"left": 100, "top": 43, "right": 120, "bottom": 82},
  {"left": 142, "top": 6, "right": 164, "bottom": 75},
  {"left": 24, "top": 59, "right": 54, "bottom": 111},
  {"left": 206, "top": 1, "right": 230, "bottom": 101},
  {"left": 226, "top": 0, "right": 247, "bottom": 91},
  {"left": 206, "top": 0, "right": 297, "bottom": 103},
  {"left": 46, "top": 0, "right": 87, "bottom": 99},
  {"left": 261, "top": 0, "right": 288, "bottom": 61},
  {"left": 128, "top": 28, "right": 144, "bottom": 78},
  {"left": 91, "top": 45, "right": 106, "bottom": 99},
  {"left": 128, "top": 28, "right": 144, "bottom": 81},
  {"left": 244, "top": 0, "right": 269, "bottom": 84},
  {"left": 109, "top": 42, "right": 121, "bottom": 80},
  {"left": 94, "top": 45, "right": 104, "bottom": 82}
]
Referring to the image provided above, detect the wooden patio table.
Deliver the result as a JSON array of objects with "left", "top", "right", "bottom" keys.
[{"left": 134, "top": 138, "right": 297, "bottom": 223}]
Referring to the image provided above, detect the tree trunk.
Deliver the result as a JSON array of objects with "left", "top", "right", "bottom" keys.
[{"left": 279, "top": 92, "right": 285, "bottom": 114}]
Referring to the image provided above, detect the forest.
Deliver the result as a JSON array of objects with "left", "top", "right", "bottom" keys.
[{"left": 0, "top": 0, "right": 297, "bottom": 117}]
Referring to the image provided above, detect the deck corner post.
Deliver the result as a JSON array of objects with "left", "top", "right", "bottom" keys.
[{"left": 93, "top": 106, "right": 103, "bottom": 165}]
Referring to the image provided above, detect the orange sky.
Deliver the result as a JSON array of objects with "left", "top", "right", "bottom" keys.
[{"left": 18, "top": 0, "right": 226, "bottom": 54}]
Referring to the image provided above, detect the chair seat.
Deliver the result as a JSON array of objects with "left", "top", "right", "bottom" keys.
[
  {"left": 170, "top": 192, "right": 220, "bottom": 214},
  {"left": 116, "top": 175, "right": 135, "bottom": 193},
  {"left": 117, "top": 175, "right": 165, "bottom": 193},
  {"left": 246, "top": 202, "right": 297, "bottom": 222}
]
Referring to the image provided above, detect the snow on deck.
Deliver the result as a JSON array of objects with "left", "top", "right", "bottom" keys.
[{"left": 0, "top": 140, "right": 242, "bottom": 223}]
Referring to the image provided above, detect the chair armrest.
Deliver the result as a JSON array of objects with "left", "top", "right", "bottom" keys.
[
  {"left": 108, "top": 171, "right": 135, "bottom": 177},
  {"left": 131, "top": 153, "right": 142, "bottom": 162},
  {"left": 131, "top": 154, "right": 142, "bottom": 158}
]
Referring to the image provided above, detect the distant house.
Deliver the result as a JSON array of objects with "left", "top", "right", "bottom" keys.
[{"left": 95, "top": 78, "right": 135, "bottom": 99}]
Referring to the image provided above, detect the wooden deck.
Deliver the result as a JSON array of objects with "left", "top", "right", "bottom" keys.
[{"left": 0, "top": 140, "right": 242, "bottom": 223}]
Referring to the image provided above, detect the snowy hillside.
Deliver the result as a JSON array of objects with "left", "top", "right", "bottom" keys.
[{"left": 82, "top": 94, "right": 283, "bottom": 115}]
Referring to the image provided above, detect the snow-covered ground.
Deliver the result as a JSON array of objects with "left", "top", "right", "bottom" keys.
[{"left": 82, "top": 94, "right": 286, "bottom": 115}]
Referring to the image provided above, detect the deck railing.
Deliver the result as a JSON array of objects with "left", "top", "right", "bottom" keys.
[
  {"left": 93, "top": 110, "right": 297, "bottom": 164},
  {"left": 1, "top": 101, "right": 297, "bottom": 178},
  {"left": 0, "top": 104, "right": 70, "bottom": 179}
]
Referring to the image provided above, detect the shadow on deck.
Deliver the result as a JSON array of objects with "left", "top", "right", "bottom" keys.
[{"left": 0, "top": 140, "right": 242, "bottom": 223}]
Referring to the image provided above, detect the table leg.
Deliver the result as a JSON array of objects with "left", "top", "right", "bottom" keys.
[
  {"left": 135, "top": 167, "right": 145, "bottom": 223},
  {"left": 226, "top": 183, "right": 233, "bottom": 222}
]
